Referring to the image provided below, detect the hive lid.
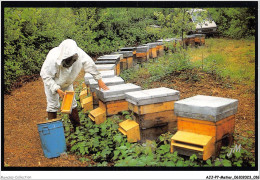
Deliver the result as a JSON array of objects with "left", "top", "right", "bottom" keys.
[
  {"left": 174, "top": 95, "right": 238, "bottom": 122},
  {"left": 97, "top": 54, "right": 123, "bottom": 61},
  {"left": 111, "top": 51, "right": 133, "bottom": 58},
  {"left": 89, "top": 77, "right": 125, "bottom": 92},
  {"left": 120, "top": 47, "right": 137, "bottom": 51},
  {"left": 84, "top": 70, "right": 115, "bottom": 85},
  {"left": 125, "top": 87, "right": 180, "bottom": 105},
  {"left": 136, "top": 46, "right": 149, "bottom": 53},
  {"left": 96, "top": 64, "right": 116, "bottom": 71},
  {"left": 96, "top": 83, "right": 142, "bottom": 102}
]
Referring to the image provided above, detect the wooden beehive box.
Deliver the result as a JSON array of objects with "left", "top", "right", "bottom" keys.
[
  {"left": 136, "top": 46, "right": 149, "bottom": 64},
  {"left": 156, "top": 42, "right": 164, "bottom": 57},
  {"left": 60, "top": 91, "right": 75, "bottom": 114},
  {"left": 95, "top": 83, "right": 141, "bottom": 116},
  {"left": 145, "top": 43, "right": 158, "bottom": 58},
  {"left": 118, "top": 120, "right": 140, "bottom": 142},
  {"left": 171, "top": 131, "right": 215, "bottom": 161},
  {"left": 126, "top": 87, "right": 180, "bottom": 142},
  {"left": 174, "top": 95, "right": 238, "bottom": 157},
  {"left": 126, "top": 87, "right": 180, "bottom": 115}
]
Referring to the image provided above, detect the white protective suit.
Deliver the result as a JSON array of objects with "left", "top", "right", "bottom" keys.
[{"left": 40, "top": 39, "right": 101, "bottom": 112}]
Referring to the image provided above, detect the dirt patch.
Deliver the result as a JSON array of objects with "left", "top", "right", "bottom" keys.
[{"left": 4, "top": 71, "right": 87, "bottom": 167}]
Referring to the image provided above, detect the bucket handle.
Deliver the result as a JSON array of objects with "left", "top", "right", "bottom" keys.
[{"left": 42, "top": 126, "right": 50, "bottom": 135}]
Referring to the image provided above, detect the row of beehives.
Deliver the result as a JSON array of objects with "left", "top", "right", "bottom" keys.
[{"left": 79, "top": 34, "right": 238, "bottom": 160}]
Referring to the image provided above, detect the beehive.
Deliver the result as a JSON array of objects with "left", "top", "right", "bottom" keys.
[
  {"left": 96, "top": 55, "right": 123, "bottom": 75},
  {"left": 156, "top": 42, "right": 164, "bottom": 57},
  {"left": 146, "top": 43, "right": 158, "bottom": 59},
  {"left": 126, "top": 87, "right": 180, "bottom": 142},
  {"left": 119, "top": 47, "right": 137, "bottom": 66},
  {"left": 118, "top": 120, "right": 140, "bottom": 142},
  {"left": 193, "top": 34, "right": 206, "bottom": 46},
  {"left": 95, "top": 83, "right": 141, "bottom": 116},
  {"left": 112, "top": 51, "right": 134, "bottom": 69},
  {"left": 186, "top": 35, "right": 196, "bottom": 47},
  {"left": 60, "top": 91, "right": 75, "bottom": 114},
  {"left": 173, "top": 95, "right": 238, "bottom": 158},
  {"left": 136, "top": 46, "right": 149, "bottom": 64},
  {"left": 157, "top": 38, "right": 175, "bottom": 51}
]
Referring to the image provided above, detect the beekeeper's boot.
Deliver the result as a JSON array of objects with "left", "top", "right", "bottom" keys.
[
  {"left": 69, "top": 108, "right": 81, "bottom": 132},
  {"left": 48, "top": 112, "right": 57, "bottom": 120}
]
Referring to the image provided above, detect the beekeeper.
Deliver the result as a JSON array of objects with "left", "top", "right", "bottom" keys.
[{"left": 40, "top": 39, "right": 109, "bottom": 131}]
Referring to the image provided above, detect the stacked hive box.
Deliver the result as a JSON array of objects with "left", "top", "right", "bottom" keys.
[
  {"left": 186, "top": 35, "right": 196, "bottom": 47},
  {"left": 156, "top": 42, "right": 164, "bottom": 57},
  {"left": 135, "top": 46, "right": 149, "bottom": 64},
  {"left": 96, "top": 83, "right": 142, "bottom": 116},
  {"left": 88, "top": 76, "right": 125, "bottom": 105},
  {"left": 81, "top": 71, "right": 119, "bottom": 112},
  {"left": 88, "top": 83, "right": 141, "bottom": 125},
  {"left": 125, "top": 87, "right": 180, "bottom": 143},
  {"left": 144, "top": 43, "right": 158, "bottom": 59},
  {"left": 157, "top": 38, "right": 175, "bottom": 51},
  {"left": 194, "top": 34, "right": 206, "bottom": 46},
  {"left": 119, "top": 47, "right": 137, "bottom": 66},
  {"left": 112, "top": 51, "right": 134, "bottom": 70},
  {"left": 171, "top": 95, "right": 238, "bottom": 160},
  {"left": 95, "top": 54, "right": 123, "bottom": 76}
]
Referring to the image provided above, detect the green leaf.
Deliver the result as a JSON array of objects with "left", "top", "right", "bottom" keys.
[
  {"left": 222, "top": 159, "right": 232, "bottom": 167},
  {"left": 176, "top": 160, "right": 184, "bottom": 167},
  {"left": 206, "top": 159, "right": 212, "bottom": 166}
]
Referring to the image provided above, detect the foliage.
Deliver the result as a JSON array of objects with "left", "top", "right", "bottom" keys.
[{"left": 207, "top": 8, "right": 256, "bottom": 39}]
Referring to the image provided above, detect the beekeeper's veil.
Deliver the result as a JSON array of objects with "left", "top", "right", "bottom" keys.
[{"left": 57, "top": 39, "right": 79, "bottom": 66}]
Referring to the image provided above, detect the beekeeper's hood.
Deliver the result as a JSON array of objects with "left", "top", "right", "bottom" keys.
[{"left": 57, "top": 39, "right": 79, "bottom": 66}]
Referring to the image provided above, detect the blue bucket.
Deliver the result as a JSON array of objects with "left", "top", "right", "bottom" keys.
[{"left": 37, "top": 118, "right": 67, "bottom": 158}]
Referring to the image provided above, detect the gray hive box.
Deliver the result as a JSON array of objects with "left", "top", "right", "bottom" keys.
[
  {"left": 157, "top": 38, "right": 175, "bottom": 43},
  {"left": 120, "top": 47, "right": 137, "bottom": 51},
  {"left": 125, "top": 87, "right": 180, "bottom": 106},
  {"left": 156, "top": 42, "right": 164, "bottom": 46},
  {"left": 111, "top": 51, "right": 133, "bottom": 58},
  {"left": 84, "top": 70, "right": 115, "bottom": 85},
  {"left": 174, "top": 95, "right": 238, "bottom": 122},
  {"left": 89, "top": 76, "right": 125, "bottom": 92},
  {"left": 136, "top": 46, "right": 149, "bottom": 53},
  {"left": 96, "top": 83, "right": 142, "bottom": 102},
  {"left": 96, "top": 64, "right": 116, "bottom": 71}
]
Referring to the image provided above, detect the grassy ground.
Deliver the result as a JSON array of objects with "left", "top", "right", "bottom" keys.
[{"left": 186, "top": 38, "right": 255, "bottom": 87}]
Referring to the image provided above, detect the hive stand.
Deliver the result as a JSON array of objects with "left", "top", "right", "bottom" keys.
[
  {"left": 81, "top": 96, "right": 93, "bottom": 112},
  {"left": 60, "top": 91, "right": 75, "bottom": 114},
  {"left": 118, "top": 120, "right": 140, "bottom": 142},
  {"left": 171, "top": 131, "right": 215, "bottom": 161}
]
